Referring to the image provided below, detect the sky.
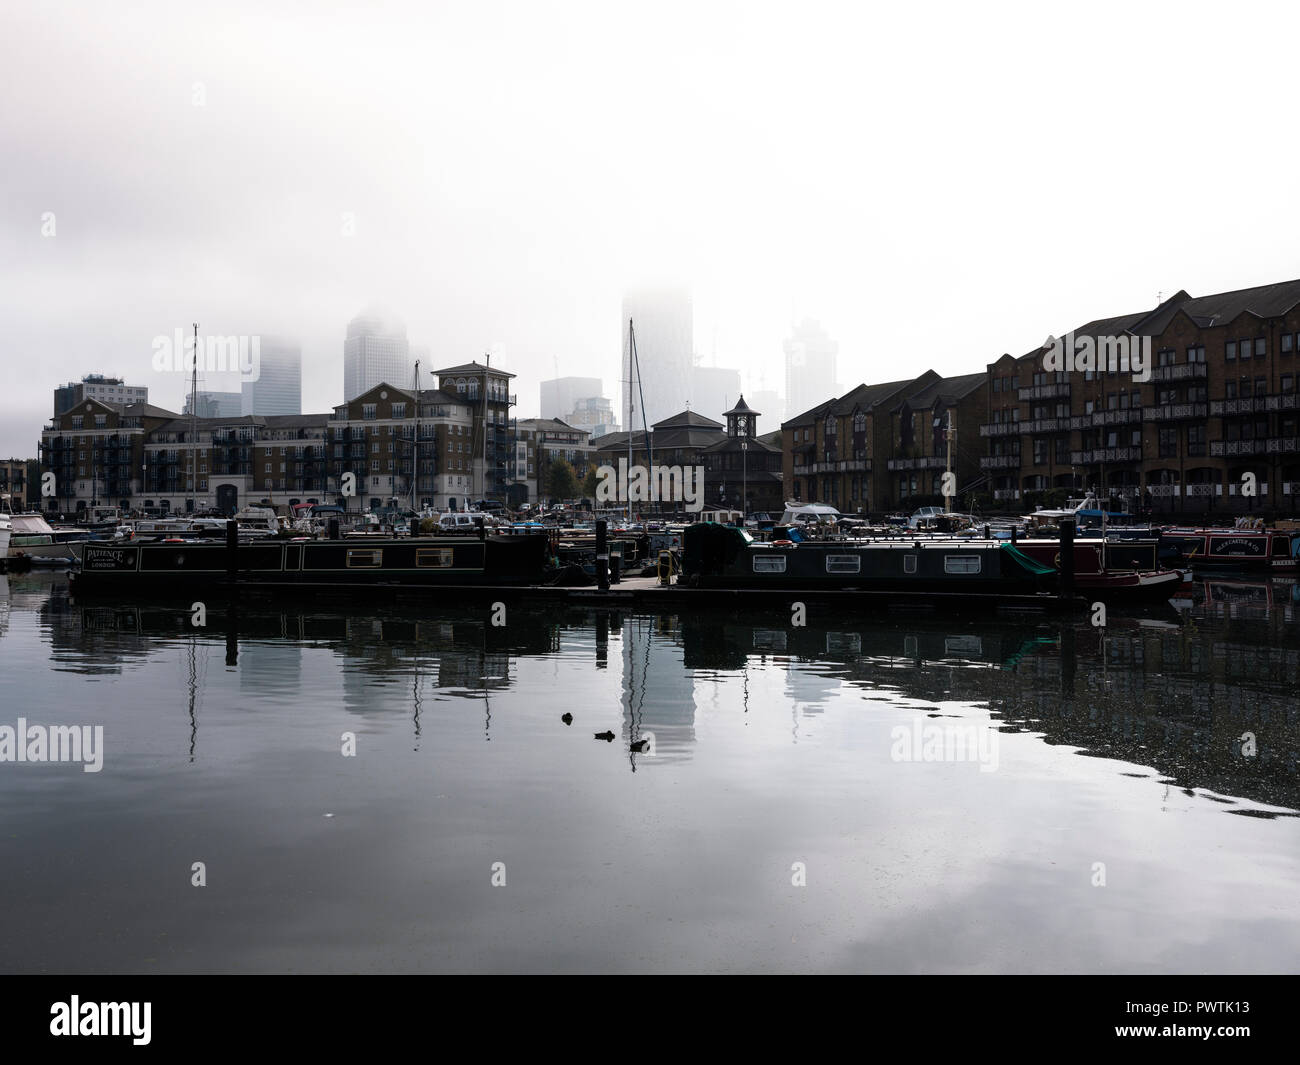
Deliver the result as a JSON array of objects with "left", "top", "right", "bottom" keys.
[{"left": 3, "top": 0, "right": 1299, "bottom": 457}]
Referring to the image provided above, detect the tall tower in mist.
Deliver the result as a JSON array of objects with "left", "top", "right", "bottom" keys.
[
  {"left": 783, "top": 318, "right": 838, "bottom": 419},
  {"left": 621, "top": 287, "right": 693, "bottom": 430},
  {"left": 343, "top": 309, "right": 412, "bottom": 402},
  {"left": 241, "top": 336, "right": 302, "bottom": 416}
]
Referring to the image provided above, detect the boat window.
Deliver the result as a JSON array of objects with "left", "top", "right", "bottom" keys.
[
  {"left": 944, "top": 554, "right": 981, "bottom": 574},
  {"left": 417, "top": 548, "right": 455, "bottom": 568},
  {"left": 903, "top": 554, "right": 918, "bottom": 574},
  {"left": 346, "top": 549, "right": 383, "bottom": 568},
  {"left": 825, "top": 555, "right": 861, "bottom": 574},
  {"left": 753, "top": 555, "right": 787, "bottom": 574}
]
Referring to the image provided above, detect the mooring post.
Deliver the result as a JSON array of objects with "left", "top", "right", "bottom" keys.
[
  {"left": 225, "top": 605, "right": 239, "bottom": 667},
  {"left": 595, "top": 519, "right": 609, "bottom": 590},
  {"left": 1059, "top": 517, "right": 1075, "bottom": 598},
  {"left": 226, "top": 519, "right": 238, "bottom": 580},
  {"left": 328, "top": 518, "right": 340, "bottom": 540},
  {"left": 476, "top": 517, "right": 486, "bottom": 542},
  {"left": 596, "top": 611, "right": 608, "bottom": 668}
]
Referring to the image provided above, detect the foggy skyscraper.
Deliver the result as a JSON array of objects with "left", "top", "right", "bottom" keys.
[
  {"left": 621, "top": 287, "right": 693, "bottom": 429},
  {"left": 784, "top": 318, "right": 839, "bottom": 418},
  {"left": 241, "top": 336, "right": 302, "bottom": 416},
  {"left": 343, "top": 309, "right": 412, "bottom": 402}
]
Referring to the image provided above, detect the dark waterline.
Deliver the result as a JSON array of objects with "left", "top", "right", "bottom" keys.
[{"left": 1, "top": 572, "right": 1298, "bottom": 973}]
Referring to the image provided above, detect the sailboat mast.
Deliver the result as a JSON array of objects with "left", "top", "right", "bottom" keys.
[
  {"left": 944, "top": 410, "right": 954, "bottom": 513},
  {"left": 482, "top": 353, "right": 490, "bottom": 505},
  {"left": 627, "top": 319, "right": 633, "bottom": 523},
  {"left": 190, "top": 322, "right": 198, "bottom": 510},
  {"left": 411, "top": 359, "right": 420, "bottom": 513}
]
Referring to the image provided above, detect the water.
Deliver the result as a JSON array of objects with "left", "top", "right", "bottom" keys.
[{"left": 1, "top": 572, "right": 1298, "bottom": 973}]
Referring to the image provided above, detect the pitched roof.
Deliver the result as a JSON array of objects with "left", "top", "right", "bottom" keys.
[
  {"left": 891, "top": 371, "right": 986, "bottom": 411},
  {"left": 435, "top": 360, "right": 517, "bottom": 378},
  {"left": 651, "top": 409, "right": 724, "bottom": 430},
  {"left": 724, "top": 394, "right": 755, "bottom": 415}
]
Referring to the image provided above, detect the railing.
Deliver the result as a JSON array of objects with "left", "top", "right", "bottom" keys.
[
  {"left": 1017, "top": 383, "right": 1071, "bottom": 400},
  {"left": 1265, "top": 393, "right": 1299, "bottom": 411},
  {"left": 885, "top": 456, "right": 948, "bottom": 470},
  {"left": 1210, "top": 437, "right": 1300, "bottom": 456},
  {"left": 993, "top": 488, "right": 1021, "bottom": 501},
  {"left": 1070, "top": 408, "right": 1142, "bottom": 428},
  {"left": 979, "top": 422, "right": 1022, "bottom": 437},
  {"left": 1069, "top": 447, "right": 1142, "bottom": 464},
  {"left": 979, "top": 455, "right": 1020, "bottom": 470},
  {"left": 1151, "top": 363, "right": 1207, "bottom": 382},
  {"left": 808, "top": 459, "right": 870, "bottom": 473},
  {"left": 1143, "top": 403, "right": 1208, "bottom": 422},
  {"left": 1210, "top": 397, "right": 1269, "bottom": 415}
]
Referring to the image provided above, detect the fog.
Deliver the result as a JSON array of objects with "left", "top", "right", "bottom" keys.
[{"left": 2, "top": 0, "right": 1297, "bottom": 455}]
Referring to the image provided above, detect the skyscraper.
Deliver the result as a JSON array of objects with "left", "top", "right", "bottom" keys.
[
  {"left": 343, "top": 309, "right": 411, "bottom": 402},
  {"left": 184, "top": 391, "right": 242, "bottom": 418},
  {"left": 691, "top": 365, "right": 742, "bottom": 420},
  {"left": 784, "top": 318, "right": 839, "bottom": 418},
  {"left": 241, "top": 336, "right": 302, "bottom": 416},
  {"left": 621, "top": 287, "right": 693, "bottom": 430},
  {"left": 540, "top": 376, "right": 602, "bottom": 420}
]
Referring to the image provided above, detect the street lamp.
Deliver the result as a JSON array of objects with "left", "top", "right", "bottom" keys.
[{"left": 741, "top": 441, "right": 748, "bottom": 521}]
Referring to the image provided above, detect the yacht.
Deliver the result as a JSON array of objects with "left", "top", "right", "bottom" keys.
[
  {"left": 5, "top": 511, "right": 89, "bottom": 565},
  {"left": 0, "top": 512, "right": 10, "bottom": 562}
]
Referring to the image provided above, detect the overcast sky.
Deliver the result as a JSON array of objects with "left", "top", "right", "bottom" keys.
[{"left": 3, "top": 0, "right": 1298, "bottom": 457}]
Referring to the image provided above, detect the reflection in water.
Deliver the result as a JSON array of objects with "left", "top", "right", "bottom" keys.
[
  {"left": 3, "top": 572, "right": 1300, "bottom": 974},
  {"left": 6, "top": 574, "right": 1289, "bottom": 812}
]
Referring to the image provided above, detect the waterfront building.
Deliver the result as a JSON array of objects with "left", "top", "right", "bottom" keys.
[
  {"left": 593, "top": 409, "right": 725, "bottom": 513},
  {"left": 980, "top": 280, "right": 1300, "bottom": 515},
  {"left": 434, "top": 361, "right": 518, "bottom": 502},
  {"left": 884, "top": 372, "right": 988, "bottom": 510},
  {"left": 700, "top": 396, "right": 784, "bottom": 514},
  {"left": 54, "top": 374, "right": 148, "bottom": 417},
  {"left": 0, "top": 458, "right": 36, "bottom": 511},
  {"left": 512, "top": 418, "right": 595, "bottom": 503}
]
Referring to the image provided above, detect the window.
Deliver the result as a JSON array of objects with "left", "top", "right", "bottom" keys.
[
  {"left": 392, "top": 402, "right": 406, "bottom": 419},
  {"left": 1255, "top": 338, "right": 1266, "bottom": 357},
  {"left": 416, "top": 548, "right": 455, "bottom": 568},
  {"left": 1284, "top": 334, "right": 1295, "bottom": 354},
  {"left": 71, "top": 416, "right": 83, "bottom": 429},
  {"left": 362, "top": 404, "right": 377, "bottom": 419},
  {"left": 1226, "top": 341, "right": 1237, "bottom": 360},
  {"left": 753, "top": 555, "right": 787, "bottom": 573},
  {"left": 903, "top": 554, "right": 918, "bottom": 574},
  {"left": 1283, "top": 375, "right": 1294, "bottom": 394},
  {"left": 825, "top": 555, "right": 861, "bottom": 574},
  {"left": 1187, "top": 425, "right": 1206, "bottom": 457},
  {"left": 1255, "top": 377, "right": 1266, "bottom": 397},
  {"left": 1239, "top": 338, "right": 1251, "bottom": 360},
  {"left": 1187, "top": 345, "right": 1205, "bottom": 363},
  {"left": 264, "top": 463, "right": 271, "bottom": 473},
  {"left": 346, "top": 549, "right": 383, "bottom": 568},
  {"left": 943, "top": 554, "right": 981, "bottom": 574},
  {"left": 1226, "top": 381, "right": 1237, "bottom": 399},
  {"left": 1158, "top": 348, "right": 1175, "bottom": 367}
]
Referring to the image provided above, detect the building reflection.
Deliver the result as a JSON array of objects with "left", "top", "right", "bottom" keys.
[{"left": 9, "top": 576, "right": 1297, "bottom": 808}]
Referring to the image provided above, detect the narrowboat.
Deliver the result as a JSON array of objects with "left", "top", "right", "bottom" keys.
[
  {"left": 681, "top": 523, "right": 1057, "bottom": 596},
  {"left": 1160, "top": 527, "right": 1299, "bottom": 572},
  {"left": 68, "top": 533, "right": 554, "bottom": 596}
]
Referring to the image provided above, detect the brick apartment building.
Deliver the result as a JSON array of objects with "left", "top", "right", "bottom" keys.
[
  {"left": 983, "top": 280, "right": 1300, "bottom": 515},
  {"left": 783, "top": 370, "right": 987, "bottom": 513}
]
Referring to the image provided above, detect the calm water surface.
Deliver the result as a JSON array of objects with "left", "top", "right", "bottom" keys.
[{"left": 1, "top": 573, "right": 1298, "bottom": 973}]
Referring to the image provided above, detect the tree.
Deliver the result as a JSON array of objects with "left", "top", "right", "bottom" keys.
[
  {"left": 582, "top": 465, "right": 599, "bottom": 499},
  {"left": 546, "top": 457, "right": 579, "bottom": 501}
]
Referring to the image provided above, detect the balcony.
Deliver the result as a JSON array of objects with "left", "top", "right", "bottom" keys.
[
  {"left": 1151, "top": 363, "right": 1207, "bottom": 383},
  {"left": 1069, "top": 447, "right": 1142, "bottom": 465},
  {"left": 1143, "top": 403, "right": 1208, "bottom": 422},
  {"left": 979, "top": 455, "right": 1020, "bottom": 470},
  {"left": 1210, "top": 437, "right": 1300, "bottom": 457},
  {"left": 1070, "top": 408, "right": 1142, "bottom": 429},
  {"left": 979, "top": 422, "right": 1022, "bottom": 437},
  {"left": 1264, "top": 393, "right": 1299, "bottom": 411},
  {"left": 1023, "top": 417, "right": 1074, "bottom": 434},
  {"left": 886, "top": 455, "right": 948, "bottom": 471},
  {"left": 1210, "top": 397, "right": 1270, "bottom": 416},
  {"left": 993, "top": 488, "right": 1021, "bottom": 501},
  {"left": 808, "top": 459, "right": 870, "bottom": 474},
  {"left": 1017, "top": 383, "right": 1071, "bottom": 401}
]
